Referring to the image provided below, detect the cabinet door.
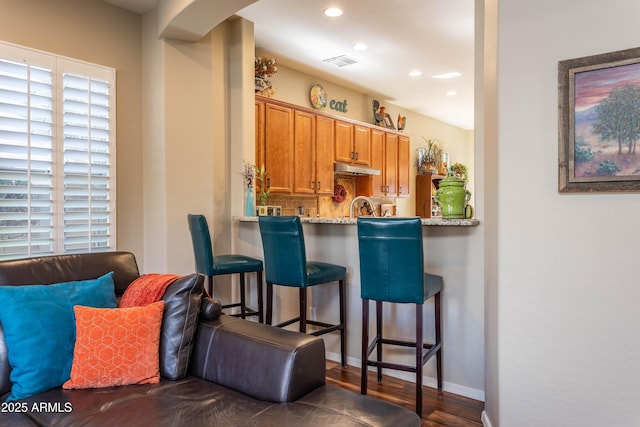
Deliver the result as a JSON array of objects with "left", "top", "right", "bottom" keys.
[
  {"left": 315, "top": 115, "right": 335, "bottom": 195},
  {"left": 384, "top": 133, "right": 398, "bottom": 195},
  {"left": 293, "top": 110, "right": 316, "bottom": 194},
  {"left": 255, "top": 100, "right": 265, "bottom": 169},
  {"left": 353, "top": 125, "right": 371, "bottom": 165},
  {"left": 335, "top": 120, "right": 353, "bottom": 163},
  {"left": 264, "top": 103, "right": 293, "bottom": 193},
  {"left": 369, "top": 129, "right": 385, "bottom": 196},
  {"left": 397, "top": 135, "right": 410, "bottom": 197}
]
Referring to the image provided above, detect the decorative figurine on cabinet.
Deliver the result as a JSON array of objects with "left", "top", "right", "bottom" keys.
[
  {"left": 397, "top": 114, "right": 406, "bottom": 132},
  {"left": 373, "top": 103, "right": 396, "bottom": 130}
]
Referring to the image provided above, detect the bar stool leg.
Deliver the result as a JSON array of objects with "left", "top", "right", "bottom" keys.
[
  {"left": 257, "top": 271, "right": 264, "bottom": 324},
  {"left": 266, "top": 283, "right": 274, "bottom": 325},
  {"left": 299, "top": 287, "right": 307, "bottom": 333},
  {"left": 339, "top": 279, "right": 346, "bottom": 367},
  {"left": 376, "top": 301, "right": 383, "bottom": 384},
  {"left": 416, "top": 303, "right": 424, "bottom": 418},
  {"left": 361, "top": 298, "right": 369, "bottom": 395},
  {"left": 239, "top": 273, "right": 247, "bottom": 318},
  {"left": 435, "top": 292, "right": 443, "bottom": 391}
]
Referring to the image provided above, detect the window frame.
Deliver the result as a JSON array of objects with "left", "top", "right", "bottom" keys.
[{"left": 0, "top": 41, "right": 116, "bottom": 260}]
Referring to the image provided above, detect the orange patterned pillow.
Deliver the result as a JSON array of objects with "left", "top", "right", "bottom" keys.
[{"left": 63, "top": 301, "right": 165, "bottom": 389}]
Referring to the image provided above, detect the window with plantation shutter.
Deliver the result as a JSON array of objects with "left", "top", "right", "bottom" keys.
[{"left": 0, "top": 42, "right": 116, "bottom": 261}]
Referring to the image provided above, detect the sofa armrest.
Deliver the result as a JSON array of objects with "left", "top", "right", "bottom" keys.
[{"left": 190, "top": 315, "right": 326, "bottom": 403}]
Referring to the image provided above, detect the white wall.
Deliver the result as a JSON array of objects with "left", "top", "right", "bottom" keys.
[
  {"left": 141, "top": 10, "right": 216, "bottom": 275},
  {"left": 495, "top": 1, "right": 640, "bottom": 426}
]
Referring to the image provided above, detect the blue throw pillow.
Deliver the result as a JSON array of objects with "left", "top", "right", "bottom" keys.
[{"left": 0, "top": 272, "right": 117, "bottom": 401}]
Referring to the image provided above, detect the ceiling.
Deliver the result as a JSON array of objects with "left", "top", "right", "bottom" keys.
[{"left": 102, "top": 0, "right": 475, "bottom": 130}]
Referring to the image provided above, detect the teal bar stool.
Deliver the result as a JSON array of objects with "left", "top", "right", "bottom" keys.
[
  {"left": 258, "top": 216, "right": 347, "bottom": 367},
  {"left": 188, "top": 214, "right": 264, "bottom": 322},
  {"left": 357, "top": 217, "right": 442, "bottom": 417}
]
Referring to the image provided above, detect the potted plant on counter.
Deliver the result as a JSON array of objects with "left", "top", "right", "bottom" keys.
[{"left": 254, "top": 164, "right": 271, "bottom": 207}]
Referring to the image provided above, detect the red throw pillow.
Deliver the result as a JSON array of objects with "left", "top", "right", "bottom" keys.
[{"left": 63, "top": 301, "right": 165, "bottom": 389}]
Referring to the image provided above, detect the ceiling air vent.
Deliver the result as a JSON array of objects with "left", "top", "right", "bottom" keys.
[{"left": 323, "top": 55, "right": 358, "bottom": 67}]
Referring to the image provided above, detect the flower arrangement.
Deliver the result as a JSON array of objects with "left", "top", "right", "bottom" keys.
[
  {"left": 255, "top": 56, "right": 277, "bottom": 80},
  {"left": 255, "top": 56, "right": 278, "bottom": 94},
  {"left": 254, "top": 163, "right": 271, "bottom": 206},
  {"left": 240, "top": 161, "right": 255, "bottom": 188}
]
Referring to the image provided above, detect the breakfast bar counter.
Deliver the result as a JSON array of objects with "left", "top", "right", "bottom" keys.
[{"left": 236, "top": 216, "right": 480, "bottom": 226}]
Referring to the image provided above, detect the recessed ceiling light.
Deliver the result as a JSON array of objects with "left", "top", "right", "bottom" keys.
[
  {"left": 446, "top": 91, "right": 457, "bottom": 96},
  {"left": 353, "top": 43, "right": 368, "bottom": 51},
  {"left": 409, "top": 70, "right": 422, "bottom": 77},
  {"left": 432, "top": 72, "right": 461, "bottom": 79},
  {"left": 324, "top": 7, "right": 343, "bottom": 17}
]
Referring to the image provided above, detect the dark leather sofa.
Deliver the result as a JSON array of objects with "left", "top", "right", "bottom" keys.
[{"left": 0, "top": 252, "right": 420, "bottom": 426}]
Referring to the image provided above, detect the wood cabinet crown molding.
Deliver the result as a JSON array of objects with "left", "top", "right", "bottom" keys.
[{"left": 255, "top": 95, "right": 407, "bottom": 136}]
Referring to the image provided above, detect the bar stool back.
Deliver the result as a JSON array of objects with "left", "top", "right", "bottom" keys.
[
  {"left": 357, "top": 217, "right": 442, "bottom": 417},
  {"left": 258, "top": 216, "right": 347, "bottom": 366},
  {"left": 187, "top": 214, "right": 263, "bottom": 322}
]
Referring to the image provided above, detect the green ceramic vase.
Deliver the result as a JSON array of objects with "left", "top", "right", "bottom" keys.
[{"left": 434, "top": 175, "right": 471, "bottom": 219}]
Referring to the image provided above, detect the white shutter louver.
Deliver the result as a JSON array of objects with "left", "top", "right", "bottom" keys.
[
  {"left": 62, "top": 74, "right": 112, "bottom": 253},
  {"left": 0, "top": 57, "right": 54, "bottom": 259}
]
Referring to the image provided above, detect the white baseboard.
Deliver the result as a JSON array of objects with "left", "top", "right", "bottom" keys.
[
  {"left": 481, "top": 410, "right": 493, "bottom": 427},
  {"left": 326, "top": 352, "right": 485, "bottom": 402}
]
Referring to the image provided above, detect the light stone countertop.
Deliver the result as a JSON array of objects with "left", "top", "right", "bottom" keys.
[{"left": 235, "top": 216, "right": 479, "bottom": 226}]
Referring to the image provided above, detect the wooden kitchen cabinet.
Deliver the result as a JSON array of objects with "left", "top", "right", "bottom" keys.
[
  {"left": 335, "top": 120, "right": 371, "bottom": 166},
  {"left": 256, "top": 101, "right": 294, "bottom": 193},
  {"left": 357, "top": 130, "right": 406, "bottom": 198},
  {"left": 384, "top": 133, "right": 398, "bottom": 195},
  {"left": 256, "top": 96, "right": 408, "bottom": 199},
  {"left": 353, "top": 124, "right": 371, "bottom": 165},
  {"left": 335, "top": 120, "right": 354, "bottom": 163},
  {"left": 368, "top": 128, "right": 385, "bottom": 196},
  {"left": 415, "top": 173, "right": 445, "bottom": 217},
  {"left": 255, "top": 100, "right": 265, "bottom": 166},
  {"left": 397, "top": 135, "right": 410, "bottom": 198},
  {"left": 293, "top": 110, "right": 333, "bottom": 195},
  {"left": 314, "top": 115, "right": 335, "bottom": 195}
]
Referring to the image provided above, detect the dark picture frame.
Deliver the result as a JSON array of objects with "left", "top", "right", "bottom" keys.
[{"left": 558, "top": 47, "right": 640, "bottom": 192}]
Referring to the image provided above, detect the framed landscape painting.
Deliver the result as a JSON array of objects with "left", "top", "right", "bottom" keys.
[{"left": 558, "top": 47, "right": 640, "bottom": 192}]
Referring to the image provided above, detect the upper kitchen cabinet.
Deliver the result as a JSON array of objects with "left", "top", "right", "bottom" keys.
[
  {"left": 368, "top": 128, "right": 385, "bottom": 196},
  {"left": 292, "top": 111, "right": 334, "bottom": 195},
  {"left": 313, "top": 115, "right": 336, "bottom": 195},
  {"left": 335, "top": 120, "right": 371, "bottom": 166},
  {"left": 356, "top": 130, "right": 407, "bottom": 198},
  {"left": 397, "top": 135, "right": 410, "bottom": 197},
  {"left": 256, "top": 99, "right": 294, "bottom": 193},
  {"left": 293, "top": 109, "right": 315, "bottom": 194},
  {"left": 256, "top": 96, "right": 408, "bottom": 198},
  {"left": 384, "top": 133, "right": 399, "bottom": 196}
]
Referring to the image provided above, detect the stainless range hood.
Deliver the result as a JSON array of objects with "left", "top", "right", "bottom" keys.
[{"left": 334, "top": 162, "right": 380, "bottom": 176}]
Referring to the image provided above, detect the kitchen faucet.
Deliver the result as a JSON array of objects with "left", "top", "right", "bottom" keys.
[{"left": 349, "top": 196, "right": 378, "bottom": 219}]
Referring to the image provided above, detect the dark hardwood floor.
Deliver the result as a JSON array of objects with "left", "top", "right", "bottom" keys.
[{"left": 325, "top": 361, "right": 484, "bottom": 426}]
